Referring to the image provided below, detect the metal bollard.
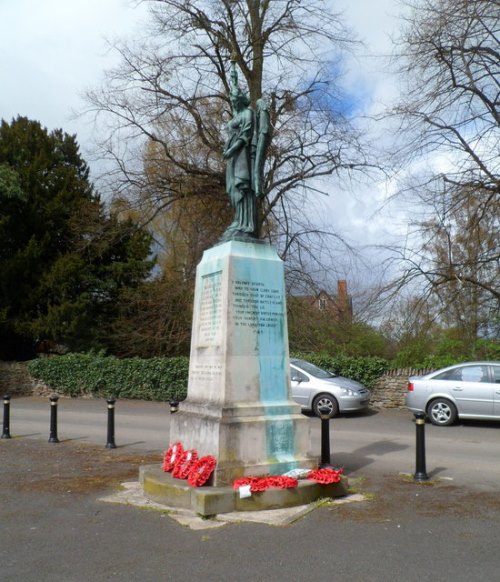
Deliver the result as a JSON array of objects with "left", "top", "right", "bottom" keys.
[
  {"left": 169, "top": 399, "right": 179, "bottom": 414},
  {"left": 2, "top": 394, "right": 11, "bottom": 439},
  {"left": 105, "top": 397, "right": 117, "bottom": 449},
  {"left": 414, "top": 411, "right": 429, "bottom": 481},
  {"left": 48, "top": 394, "right": 60, "bottom": 443},
  {"left": 318, "top": 405, "right": 334, "bottom": 468}
]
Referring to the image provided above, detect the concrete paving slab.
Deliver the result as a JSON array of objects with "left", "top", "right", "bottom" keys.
[{"left": 100, "top": 480, "right": 367, "bottom": 529}]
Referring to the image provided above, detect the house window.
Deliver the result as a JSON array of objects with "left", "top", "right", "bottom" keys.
[{"left": 319, "top": 298, "right": 327, "bottom": 311}]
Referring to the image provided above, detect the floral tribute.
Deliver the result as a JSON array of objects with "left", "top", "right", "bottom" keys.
[
  {"left": 232, "top": 468, "right": 344, "bottom": 493},
  {"left": 162, "top": 442, "right": 217, "bottom": 487},
  {"left": 172, "top": 449, "right": 199, "bottom": 479},
  {"left": 163, "top": 442, "right": 184, "bottom": 472},
  {"left": 306, "top": 468, "right": 343, "bottom": 484},
  {"left": 187, "top": 456, "right": 217, "bottom": 487},
  {"left": 162, "top": 441, "right": 343, "bottom": 490},
  {"left": 232, "top": 475, "right": 299, "bottom": 492}
]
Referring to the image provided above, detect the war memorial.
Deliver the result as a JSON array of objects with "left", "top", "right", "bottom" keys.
[{"left": 140, "top": 59, "right": 346, "bottom": 515}]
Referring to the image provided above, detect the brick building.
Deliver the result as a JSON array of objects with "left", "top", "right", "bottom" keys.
[{"left": 297, "top": 280, "right": 353, "bottom": 323}]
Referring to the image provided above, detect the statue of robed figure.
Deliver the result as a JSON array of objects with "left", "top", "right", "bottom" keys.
[{"left": 221, "top": 59, "right": 271, "bottom": 242}]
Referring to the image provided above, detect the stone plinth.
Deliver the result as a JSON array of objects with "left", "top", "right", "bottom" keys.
[
  {"left": 140, "top": 465, "right": 347, "bottom": 516},
  {"left": 169, "top": 241, "right": 315, "bottom": 485}
]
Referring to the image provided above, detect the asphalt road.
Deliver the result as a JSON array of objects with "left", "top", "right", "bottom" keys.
[
  {"left": 330, "top": 409, "right": 500, "bottom": 492},
  {"left": 3, "top": 397, "right": 500, "bottom": 581},
  {"left": 6, "top": 396, "right": 500, "bottom": 491}
]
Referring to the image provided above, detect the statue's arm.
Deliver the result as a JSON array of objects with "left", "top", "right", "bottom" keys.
[
  {"left": 223, "top": 110, "right": 253, "bottom": 159},
  {"left": 238, "top": 109, "right": 254, "bottom": 144},
  {"left": 223, "top": 138, "right": 243, "bottom": 159}
]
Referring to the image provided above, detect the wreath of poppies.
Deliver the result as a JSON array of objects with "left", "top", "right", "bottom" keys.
[
  {"left": 233, "top": 476, "right": 266, "bottom": 492},
  {"left": 187, "top": 455, "right": 217, "bottom": 487},
  {"left": 232, "top": 468, "right": 343, "bottom": 492},
  {"left": 306, "top": 468, "right": 343, "bottom": 484},
  {"left": 162, "top": 442, "right": 184, "bottom": 472},
  {"left": 162, "top": 442, "right": 217, "bottom": 487},
  {"left": 172, "top": 449, "right": 199, "bottom": 479},
  {"left": 162, "top": 441, "right": 343, "bottom": 490},
  {"left": 233, "top": 475, "right": 299, "bottom": 492}
]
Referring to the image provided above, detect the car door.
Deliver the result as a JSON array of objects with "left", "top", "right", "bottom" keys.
[
  {"left": 448, "top": 364, "right": 494, "bottom": 417},
  {"left": 290, "top": 365, "right": 311, "bottom": 407},
  {"left": 490, "top": 365, "right": 500, "bottom": 417}
]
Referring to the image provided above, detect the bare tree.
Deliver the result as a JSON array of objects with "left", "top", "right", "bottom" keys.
[
  {"left": 391, "top": 0, "right": 499, "bottom": 195},
  {"left": 382, "top": 0, "right": 500, "bottom": 340},
  {"left": 382, "top": 183, "right": 499, "bottom": 341},
  {"left": 84, "top": 0, "right": 373, "bottom": 289}
]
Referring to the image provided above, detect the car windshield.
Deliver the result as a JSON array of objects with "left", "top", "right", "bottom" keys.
[{"left": 291, "top": 359, "right": 336, "bottom": 379}]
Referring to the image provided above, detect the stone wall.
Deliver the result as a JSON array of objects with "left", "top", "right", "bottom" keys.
[
  {"left": 1, "top": 361, "right": 436, "bottom": 411},
  {"left": 370, "top": 368, "right": 435, "bottom": 409},
  {"left": 0, "top": 361, "right": 35, "bottom": 396}
]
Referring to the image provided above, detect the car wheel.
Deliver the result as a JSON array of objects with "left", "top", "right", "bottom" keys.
[
  {"left": 427, "top": 398, "right": 457, "bottom": 426},
  {"left": 312, "top": 393, "right": 339, "bottom": 418}
]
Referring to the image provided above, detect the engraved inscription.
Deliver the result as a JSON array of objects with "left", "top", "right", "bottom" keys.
[
  {"left": 198, "top": 271, "right": 222, "bottom": 346},
  {"left": 232, "top": 279, "right": 284, "bottom": 334},
  {"left": 189, "top": 362, "right": 223, "bottom": 385}
]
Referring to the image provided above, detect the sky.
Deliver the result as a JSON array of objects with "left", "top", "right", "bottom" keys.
[
  {"left": 0, "top": 0, "right": 149, "bottom": 149},
  {"left": 0, "top": 0, "right": 405, "bottom": 283}
]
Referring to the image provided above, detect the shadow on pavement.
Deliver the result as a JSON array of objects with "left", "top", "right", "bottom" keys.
[
  {"left": 333, "top": 439, "right": 409, "bottom": 471},
  {"left": 427, "top": 466, "right": 450, "bottom": 479},
  {"left": 59, "top": 436, "right": 90, "bottom": 443},
  {"left": 117, "top": 441, "right": 147, "bottom": 448}
]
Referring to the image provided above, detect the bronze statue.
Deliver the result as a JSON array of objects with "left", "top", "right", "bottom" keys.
[{"left": 221, "top": 60, "right": 271, "bottom": 242}]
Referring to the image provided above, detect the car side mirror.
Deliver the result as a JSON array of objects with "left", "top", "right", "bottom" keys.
[{"left": 291, "top": 375, "right": 302, "bottom": 383}]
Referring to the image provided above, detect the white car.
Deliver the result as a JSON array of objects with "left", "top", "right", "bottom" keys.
[{"left": 290, "top": 358, "right": 370, "bottom": 417}]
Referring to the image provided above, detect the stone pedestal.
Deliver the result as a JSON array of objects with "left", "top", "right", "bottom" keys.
[{"left": 170, "top": 241, "right": 315, "bottom": 485}]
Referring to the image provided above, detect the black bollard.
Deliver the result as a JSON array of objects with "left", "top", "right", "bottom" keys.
[
  {"left": 318, "top": 405, "right": 334, "bottom": 468},
  {"left": 169, "top": 399, "right": 179, "bottom": 414},
  {"left": 48, "top": 394, "right": 60, "bottom": 443},
  {"left": 414, "top": 411, "right": 429, "bottom": 481},
  {"left": 105, "top": 397, "right": 117, "bottom": 449},
  {"left": 2, "top": 394, "right": 11, "bottom": 439}
]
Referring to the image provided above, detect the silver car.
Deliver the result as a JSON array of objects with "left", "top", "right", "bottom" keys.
[
  {"left": 406, "top": 361, "right": 500, "bottom": 426},
  {"left": 290, "top": 358, "right": 370, "bottom": 417}
]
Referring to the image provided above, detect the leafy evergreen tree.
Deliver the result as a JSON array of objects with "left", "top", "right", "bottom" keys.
[{"left": 0, "top": 116, "right": 153, "bottom": 359}]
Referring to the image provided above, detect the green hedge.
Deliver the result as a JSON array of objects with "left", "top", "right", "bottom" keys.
[
  {"left": 27, "top": 353, "right": 189, "bottom": 401},
  {"left": 27, "top": 351, "right": 389, "bottom": 400},
  {"left": 291, "top": 352, "right": 389, "bottom": 389}
]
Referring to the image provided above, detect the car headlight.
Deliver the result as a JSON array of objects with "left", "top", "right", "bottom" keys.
[{"left": 341, "top": 388, "right": 359, "bottom": 397}]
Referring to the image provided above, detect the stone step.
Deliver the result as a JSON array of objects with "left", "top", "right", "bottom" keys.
[{"left": 140, "top": 464, "right": 348, "bottom": 516}]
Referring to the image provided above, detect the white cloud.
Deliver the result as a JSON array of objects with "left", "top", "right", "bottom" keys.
[{"left": 0, "top": 0, "right": 147, "bottom": 146}]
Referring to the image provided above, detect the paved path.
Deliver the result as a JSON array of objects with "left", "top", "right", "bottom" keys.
[
  {"left": 7, "top": 396, "right": 171, "bottom": 451},
  {"left": 3, "top": 398, "right": 500, "bottom": 581}
]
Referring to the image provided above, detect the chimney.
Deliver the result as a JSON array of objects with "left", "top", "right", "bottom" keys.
[
  {"left": 336, "top": 279, "right": 352, "bottom": 322},
  {"left": 337, "top": 280, "right": 347, "bottom": 304}
]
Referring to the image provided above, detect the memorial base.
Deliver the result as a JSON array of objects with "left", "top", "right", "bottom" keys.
[
  {"left": 168, "top": 240, "right": 315, "bottom": 486},
  {"left": 170, "top": 400, "right": 315, "bottom": 486},
  {"left": 140, "top": 465, "right": 348, "bottom": 516}
]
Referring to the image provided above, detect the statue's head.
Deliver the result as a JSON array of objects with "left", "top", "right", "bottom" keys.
[{"left": 230, "top": 88, "right": 250, "bottom": 110}]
